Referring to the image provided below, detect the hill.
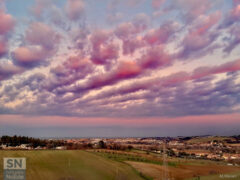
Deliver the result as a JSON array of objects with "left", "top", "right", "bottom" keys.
[{"left": 0, "top": 150, "right": 144, "bottom": 180}]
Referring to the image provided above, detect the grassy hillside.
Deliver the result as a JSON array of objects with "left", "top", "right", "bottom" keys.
[
  {"left": 0, "top": 150, "right": 144, "bottom": 180},
  {"left": 1, "top": 149, "right": 239, "bottom": 180},
  {"left": 90, "top": 149, "right": 240, "bottom": 180}
]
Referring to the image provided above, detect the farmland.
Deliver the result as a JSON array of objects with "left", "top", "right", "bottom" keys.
[
  {"left": 1, "top": 135, "right": 240, "bottom": 180},
  {"left": 90, "top": 149, "right": 240, "bottom": 180},
  {"left": 0, "top": 149, "right": 239, "bottom": 180},
  {"left": 0, "top": 150, "right": 144, "bottom": 180}
]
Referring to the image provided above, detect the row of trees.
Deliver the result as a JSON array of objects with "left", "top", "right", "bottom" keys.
[
  {"left": 98, "top": 140, "right": 134, "bottom": 151},
  {"left": 0, "top": 135, "right": 64, "bottom": 148},
  {"left": 0, "top": 136, "right": 134, "bottom": 151}
]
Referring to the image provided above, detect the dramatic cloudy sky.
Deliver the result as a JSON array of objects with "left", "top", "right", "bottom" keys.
[{"left": 0, "top": 0, "right": 240, "bottom": 137}]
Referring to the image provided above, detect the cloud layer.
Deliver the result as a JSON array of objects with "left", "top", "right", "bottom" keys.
[{"left": 0, "top": 0, "right": 240, "bottom": 130}]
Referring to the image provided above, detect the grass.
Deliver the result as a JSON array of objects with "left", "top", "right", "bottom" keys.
[
  {"left": 90, "top": 149, "right": 177, "bottom": 167},
  {"left": 127, "top": 161, "right": 240, "bottom": 180},
  {"left": 89, "top": 149, "right": 240, "bottom": 180},
  {"left": 0, "top": 149, "right": 239, "bottom": 180},
  {"left": 0, "top": 150, "right": 144, "bottom": 180}
]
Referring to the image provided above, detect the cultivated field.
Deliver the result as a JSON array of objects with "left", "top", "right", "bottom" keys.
[
  {"left": 0, "top": 149, "right": 240, "bottom": 180},
  {"left": 0, "top": 150, "right": 144, "bottom": 180},
  {"left": 90, "top": 149, "right": 240, "bottom": 180},
  {"left": 127, "top": 161, "right": 240, "bottom": 180}
]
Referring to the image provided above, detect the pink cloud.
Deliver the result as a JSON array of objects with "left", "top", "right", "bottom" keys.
[
  {"left": 12, "top": 46, "right": 47, "bottom": 67},
  {"left": 12, "top": 22, "right": 60, "bottom": 68},
  {"left": 220, "top": 3, "right": 240, "bottom": 29},
  {"left": 31, "top": 0, "right": 51, "bottom": 18},
  {"left": 115, "top": 22, "right": 136, "bottom": 39},
  {"left": 91, "top": 59, "right": 240, "bottom": 101},
  {"left": 116, "top": 61, "right": 142, "bottom": 79},
  {"left": 152, "top": 0, "right": 165, "bottom": 9},
  {"left": 0, "top": 10, "right": 14, "bottom": 56},
  {"left": 156, "top": 59, "right": 240, "bottom": 87},
  {"left": 234, "top": 0, "right": 240, "bottom": 5},
  {"left": 0, "top": 10, "right": 15, "bottom": 35},
  {"left": 0, "top": 38, "right": 7, "bottom": 57},
  {"left": 138, "top": 46, "right": 171, "bottom": 69},
  {"left": 144, "top": 22, "right": 177, "bottom": 45},
  {"left": 231, "top": 4, "right": 240, "bottom": 18},
  {"left": 45, "top": 54, "right": 93, "bottom": 91},
  {"left": 122, "top": 38, "right": 144, "bottom": 55},
  {"left": 132, "top": 13, "right": 150, "bottom": 32},
  {"left": 90, "top": 30, "right": 119, "bottom": 65},
  {"left": 114, "top": 14, "right": 149, "bottom": 40},
  {"left": 65, "top": 55, "right": 91, "bottom": 70},
  {"left": 70, "top": 28, "right": 89, "bottom": 49},
  {"left": 65, "top": 0, "right": 84, "bottom": 21},
  {"left": 91, "top": 30, "right": 112, "bottom": 48},
  {"left": 176, "top": 0, "right": 213, "bottom": 21},
  {"left": 0, "top": 63, "right": 24, "bottom": 81},
  {"left": 81, "top": 46, "right": 171, "bottom": 91},
  {"left": 191, "top": 59, "right": 240, "bottom": 79},
  {"left": 194, "top": 12, "right": 221, "bottom": 35},
  {"left": 91, "top": 43, "right": 119, "bottom": 65},
  {"left": 69, "top": 45, "right": 172, "bottom": 92},
  {"left": 118, "top": 21, "right": 177, "bottom": 55},
  {"left": 161, "top": 59, "right": 240, "bottom": 86},
  {"left": 177, "top": 12, "right": 221, "bottom": 59},
  {"left": 25, "top": 22, "right": 60, "bottom": 50},
  {"left": 84, "top": 60, "right": 142, "bottom": 90}
]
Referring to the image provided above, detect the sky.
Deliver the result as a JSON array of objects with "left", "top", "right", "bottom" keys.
[{"left": 0, "top": 0, "right": 240, "bottom": 137}]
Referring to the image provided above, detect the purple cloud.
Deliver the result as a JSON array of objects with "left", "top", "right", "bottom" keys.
[
  {"left": 90, "top": 30, "right": 119, "bottom": 65},
  {"left": 144, "top": 21, "right": 178, "bottom": 45},
  {"left": 177, "top": 12, "right": 221, "bottom": 59},
  {"left": 12, "top": 22, "right": 60, "bottom": 68},
  {"left": 0, "top": 37, "right": 7, "bottom": 57},
  {"left": 223, "top": 24, "right": 240, "bottom": 54},
  {"left": 0, "top": 63, "right": 23, "bottom": 81},
  {"left": 0, "top": 10, "right": 15, "bottom": 35}
]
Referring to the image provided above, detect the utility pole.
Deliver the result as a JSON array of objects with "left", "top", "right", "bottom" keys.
[{"left": 162, "top": 141, "right": 169, "bottom": 180}]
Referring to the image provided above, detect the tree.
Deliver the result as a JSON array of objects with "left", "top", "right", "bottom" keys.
[
  {"left": 127, "top": 145, "right": 133, "bottom": 150},
  {"left": 98, "top": 140, "right": 106, "bottom": 149}
]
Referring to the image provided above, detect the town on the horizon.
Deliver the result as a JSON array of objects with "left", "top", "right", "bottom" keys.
[{"left": 1, "top": 135, "right": 240, "bottom": 165}]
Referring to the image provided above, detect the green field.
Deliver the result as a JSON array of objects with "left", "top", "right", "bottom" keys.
[
  {"left": 0, "top": 150, "right": 144, "bottom": 180},
  {"left": 89, "top": 149, "right": 240, "bottom": 180},
  {"left": 0, "top": 150, "right": 240, "bottom": 180}
]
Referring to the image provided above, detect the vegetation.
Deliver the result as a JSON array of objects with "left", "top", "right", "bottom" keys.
[
  {"left": 0, "top": 150, "right": 144, "bottom": 180},
  {"left": 1, "top": 135, "right": 240, "bottom": 179},
  {"left": 0, "top": 135, "right": 64, "bottom": 148},
  {"left": 0, "top": 135, "right": 92, "bottom": 150},
  {"left": 90, "top": 149, "right": 177, "bottom": 167},
  {"left": 89, "top": 149, "right": 240, "bottom": 180}
]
